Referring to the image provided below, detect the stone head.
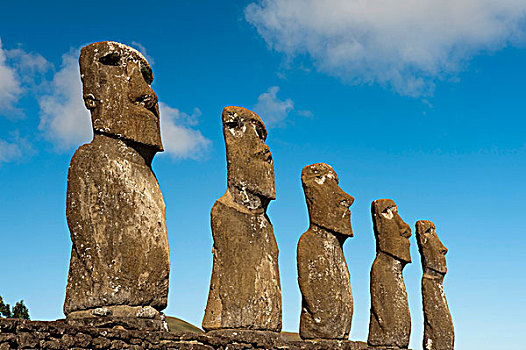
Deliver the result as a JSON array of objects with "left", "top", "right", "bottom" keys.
[
  {"left": 301, "top": 163, "right": 354, "bottom": 237},
  {"left": 79, "top": 41, "right": 163, "bottom": 150},
  {"left": 371, "top": 199, "right": 412, "bottom": 263},
  {"left": 222, "top": 106, "right": 275, "bottom": 200},
  {"left": 416, "top": 220, "right": 448, "bottom": 275}
]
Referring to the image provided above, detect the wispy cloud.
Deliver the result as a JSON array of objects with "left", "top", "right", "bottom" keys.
[
  {"left": 0, "top": 132, "right": 33, "bottom": 165},
  {"left": 0, "top": 139, "right": 22, "bottom": 164},
  {"left": 253, "top": 86, "right": 294, "bottom": 127},
  {"left": 0, "top": 38, "right": 51, "bottom": 118},
  {"left": 298, "top": 109, "right": 313, "bottom": 119},
  {"left": 6, "top": 47, "right": 51, "bottom": 84},
  {"left": 0, "top": 40, "right": 22, "bottom": 115},
  {"left": 38, "top": 49, "right": 93, "bottom": 150},
  {"left": 245, "top": 0, "right": 526, "bottom": 97},
  {"left": 159, "top": 102, "right": 211, "bottom": 159}
]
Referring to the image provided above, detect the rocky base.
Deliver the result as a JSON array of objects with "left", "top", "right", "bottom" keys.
[
  {"left": 65, "top": 317, "right": 167, "bottom": 333},
  {"left": 65, "top": 306, "right": 167, "bottom": 332},
  {"left": 0, "top": 319, "right": 404, "bottom": 350}
]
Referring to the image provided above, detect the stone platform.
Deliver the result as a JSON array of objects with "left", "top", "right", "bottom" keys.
[{"left": 0, "top": 318, "right": 408, "bottom": 349}]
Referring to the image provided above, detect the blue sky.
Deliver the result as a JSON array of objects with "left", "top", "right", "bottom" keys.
[{"left": 1, "top": 1, "right": 525, "bottom": 349}]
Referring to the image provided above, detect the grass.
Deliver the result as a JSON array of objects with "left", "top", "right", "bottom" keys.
[
  {"left": 164, "top": 316, "right": 303, "bottom": 341},
  {"left": 280, "top": 331, "right": 301, "bottom": 341},
  {"left": 165, "top": 316, "right": 204, "bottom": 333}
]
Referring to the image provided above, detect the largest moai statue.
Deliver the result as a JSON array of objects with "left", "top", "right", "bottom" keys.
[
  {"left": 297, "top": 163, "right": 354, "bottom": 340},
  {"left": 368, "top": 199, "right": 412, "bottom": 349},
  {"left": 416, "top": 220, "right": 454, "bottom": 350},
  {"left": 64, "top": 41, "right": 170, "bottom": 330},
  {"left": 202, "top": 106, "right": 282, "bottom": 332}
]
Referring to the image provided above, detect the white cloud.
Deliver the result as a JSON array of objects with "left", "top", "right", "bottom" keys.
[
  {"left": 0, "top": 132, "right": 33, "bottom": 164},
  {"left": 159, "top": 102, "right": 211, "bottom": 159},
  {"left": 0, "top": 139, "right": 22, "bottom": 164},
  {"left": 0, "top": 38, "right": 52, "bottom": 118},
  {"left": 0, "top": 39, "right": 23, "bottom": 116},
  {"left": 253, "top": 86, "right": 294, "bottom": 127},
  {"left": 245, "top": 0, "right": 526, "bottom": 96},
  {"left": 6, "top": 48, "right": 51, "bottom": 84},
  {"left": 298, "top": 109, "right": 313, "bottom": 119},
  {"left": 38, "top": 50, "right": 92, "bottom": 150}
]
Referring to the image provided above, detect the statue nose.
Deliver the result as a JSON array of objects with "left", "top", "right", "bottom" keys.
[
  {"left": 254, "top": 144, "right": 273, "bottom": 163},
  {"left": 399, "top": 221, "right": 411, "bottom": 238},
  {"left": 339, "top": 191, "right": 354, "bottom": 207},
  {"left": 128, "top": 64, "right": 158, "bottom": 109}
]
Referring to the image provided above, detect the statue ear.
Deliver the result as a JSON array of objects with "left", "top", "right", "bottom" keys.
[{"left": 83, "top": 95, "right": 98, "bottom": 110}]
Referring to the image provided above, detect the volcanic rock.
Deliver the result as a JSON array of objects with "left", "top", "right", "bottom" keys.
[
  {"left": 202, "top": 106, "right": 281, "bottom": 331},
  {"left": 368, "top": 199, "right": 411, "bottom": 348},
  {"left": 64, "top": 41, "right": 169, "bottom": 330},
  {"left": 297, "top": 163, "right": 354, "bottom": 339},
  {"left": 416, "top": 220, "right": 454, "bottom": 350}
]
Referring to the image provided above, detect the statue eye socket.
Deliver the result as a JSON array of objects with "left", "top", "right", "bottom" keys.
[
  {"left": 99, "top": 52, "right": 121, "bottom": 66},
  {"left": 380, "top": 206, "right": 394, "bottom": 219},
  {"left": 225, "top": 120, "right": 240, "bottom": 130},
  {"left": 425, "top": 227, "right": 435, "bottom": 235}
]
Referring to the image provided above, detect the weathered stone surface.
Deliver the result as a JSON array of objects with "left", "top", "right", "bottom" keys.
[
  {"left": 416, "top": 220, "right": 454, "bottom": 350},
  {"left": 17, "top": 331, "right": 39, "bottom": 348},
  {"left": 79, "top": 41, "right": 162, "bottom": 150},
  {"left": 66, "top": 314, "right": 166, "bottom": 332},
  {"left": 64, "top": 41, "right": 169, "bottom": 330},
  {"left": 222, "top": 106, "right": 275, "bottom": 202},
  {"left": 297, "top": 163, "right": 354, "bottom": 340},
  {"left": 0, "top": 319, "right": 371, "bottom": 350},
  {"left": 203, "top": 106, "right": 281, "bottom": 331},
  {"left": 368, "top": 199, "right": 412, "bottom": 349}
]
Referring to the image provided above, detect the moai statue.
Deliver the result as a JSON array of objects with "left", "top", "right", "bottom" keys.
[
  {"left": 416, "top": 220, "right": 454, "bottom": 350},
  {"left": 297, "top": 163, "right": 354, "bottom": 340},
  {"left": 202, "top": 106, "right": 282, "bottom": 332},
  {"left": 368, "top": 199, "right": 412, "bottom": 348},
  {"left": 63, "top": 41, "right": 170, "bottom": 330}
]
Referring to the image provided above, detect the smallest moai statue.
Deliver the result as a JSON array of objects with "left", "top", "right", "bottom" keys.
[
  {"left": 297, "top": 163, "right": 354, "bottom": 339},
  {"left": 416, "top": 220, "right": 454, "bottom": 350}
]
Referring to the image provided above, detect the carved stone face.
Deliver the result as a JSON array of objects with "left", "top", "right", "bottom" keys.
[
  {"left": 222, "top": 106, "right": 275, "bottom": 200},
  {"left": 371, "top": 199, "right": 412, "bottom": 263},
  {"left": 79, "top": 41, "right": 163, "bottom": 150},
  {"left": 302, "top": 163, "right": 354, "bottom": 237},
  {"left": 416, "top": 220, "right": 448, "bottom": 274}
]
